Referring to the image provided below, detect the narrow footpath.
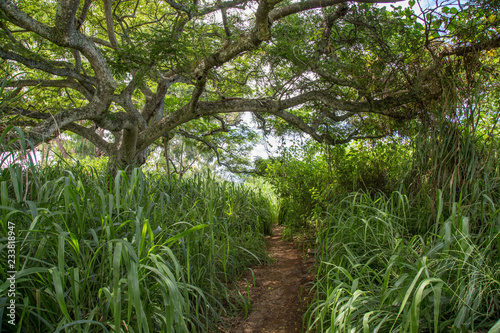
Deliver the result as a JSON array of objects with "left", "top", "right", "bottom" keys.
[{"left": 227, "top": 225, "right": 314, "bottom": 333}]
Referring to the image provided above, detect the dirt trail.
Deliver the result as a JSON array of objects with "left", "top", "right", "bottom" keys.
[{"left": 227, "top": 225, "right": 314, "bottom": 333}]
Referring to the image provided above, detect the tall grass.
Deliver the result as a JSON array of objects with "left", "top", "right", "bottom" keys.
[
  {"left": 303, "top": 74, "right": 500, "bottom": 332},
  {"left": 305, "top": 191, "right": 500, "bottom": 332},
  {"left": 0, "top": 127, "right": 276, "bottom": 332}
]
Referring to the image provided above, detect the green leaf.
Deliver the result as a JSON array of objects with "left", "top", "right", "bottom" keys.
[
  {"left": 489, "top": 319, "right": 500, "bottom": 333},
  {"left": 165, "top": 224, "right": 209, "bottom": 247},
  {"left": 51, "top": 268, "right": 72, "bottom": 323}
]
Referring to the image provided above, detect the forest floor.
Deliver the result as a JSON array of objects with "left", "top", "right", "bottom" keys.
[{"left": 225, "top": 225, "right": 315, "bottom": 333}]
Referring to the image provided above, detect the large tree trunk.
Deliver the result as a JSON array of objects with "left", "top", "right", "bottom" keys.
[{"left": 106, "top": 126, "right": 140, "bottom": 176}]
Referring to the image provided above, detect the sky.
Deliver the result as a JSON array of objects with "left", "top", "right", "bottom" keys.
[{"left": 377, "top": 0, "right": 410, "bottom": 9}]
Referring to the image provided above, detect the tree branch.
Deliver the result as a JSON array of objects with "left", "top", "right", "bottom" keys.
[
  {"left": 317, "top": 3, "right": 349, "bottom": 54},
  {"left": 2, "top": 106, "right": 50, "bottom": 120},
  {"left": 93, "top": 112, "right": 138, "bottom": 131},
  {"left": 219, "top": 2, "right": 232, "bottom": 38},
  {"left": 90, "top": 36, "right": 114, "bottom": 48},
  {"left": 76, "top": 0, "right": 92, "bottom": 30},
  {"left": 197, "top": 0, "right": 249, "bottom": 15},
  {"left": 0, "top": 48, "right": 97, "bottom": 87},
  {"left": 440, "top": 35, "right": 500, "bottom": 57},
  {"left": 137, "top": 83, "right": 430, "bottom": 152},
  {"left": 269, "top": 0, "right": 401, "bottom": 22},
  {"left": 103, "top": 0, "right": 119, "bottom": 47},
  {"left": 63, "top": 122, "right": 114, "bottom": 155},
  {"left": 1, "top": 0, "right": 117, "bottom": 93},
  {"left": 5, "top": 79, "right": 94, "bottom": 100},
  {"left": 54, "top": 0, "right": 79, "bottom": 37},
  {"left": 191, "top": 0, "right": 278, "bottom": 81},
  {"left": 203, "top": 115, "right": 230, "bottom": 136},
  {"left": 0, "top": 0, "right": 53, "bottom": 41}
]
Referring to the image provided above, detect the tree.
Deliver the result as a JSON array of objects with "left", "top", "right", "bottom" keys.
[{"left": 0, "top": 0, "right": 498, "bottom": 171}]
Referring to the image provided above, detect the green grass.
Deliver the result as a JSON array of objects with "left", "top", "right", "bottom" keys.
[
  {"left": 297, "top": 85, "right": 500, "bottom": 332},
  {"left": 305, "top": 191, "right": 500, "bottom": 332},
  {"left": 0, "top": 127, "right": 276, "bottom": 332}
]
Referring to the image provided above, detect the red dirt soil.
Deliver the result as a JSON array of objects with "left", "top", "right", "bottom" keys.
[{"left": 225, "top": 225, "right": 314, "bottom": 333}]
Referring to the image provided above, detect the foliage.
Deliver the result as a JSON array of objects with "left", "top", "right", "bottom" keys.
[
  {"left": 326, "top": 139, "right": 410, "bottom": 195},
  {"left": 262, "top": 138, "right": 410, "bottom": 231},
  {"left": 403, "top": 65, "right": 500, "bottom": 234},
  {"left": 0, "top": 127, "right": 276, "bottom": 332},
  {"left": 2, "top": 0, "right": 498, "bottom": 172},
  {"left": 305, "top": 191, "right": 500, "bottom": 332},
  {"left": 263, "top": 145, "right": 331, "bottom": 232},
  {"left": 262, "top": 39, "right": 500, "bottom": 330}
]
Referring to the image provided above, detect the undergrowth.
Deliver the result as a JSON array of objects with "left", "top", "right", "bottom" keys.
[
  {"left": 270, "top": 78, "right": 500, "bottom": 331},
  {"left": 0, "top": 126, "right": 276, "bottom": 332},
  {"left": 305, "top": 191, "right": 500, "bottom": 332}
]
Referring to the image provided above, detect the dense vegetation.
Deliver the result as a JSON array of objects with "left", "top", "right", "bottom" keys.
[
  {"left": 0, "top": 127, "right": 276, "bottom": 332},
  {"left": 2, "top": 0, "right": 498, "bottom": 173},
  {"left": 1, "top": 0, "right": 500, "bottom": 331},
  {"left": 263, "top": 85, "right": 500, "bottom": 331}
]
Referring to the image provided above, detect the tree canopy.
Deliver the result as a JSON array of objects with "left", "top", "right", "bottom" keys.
[{"left": 0, "top": 0, "right": 499, "bottom": 170}]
